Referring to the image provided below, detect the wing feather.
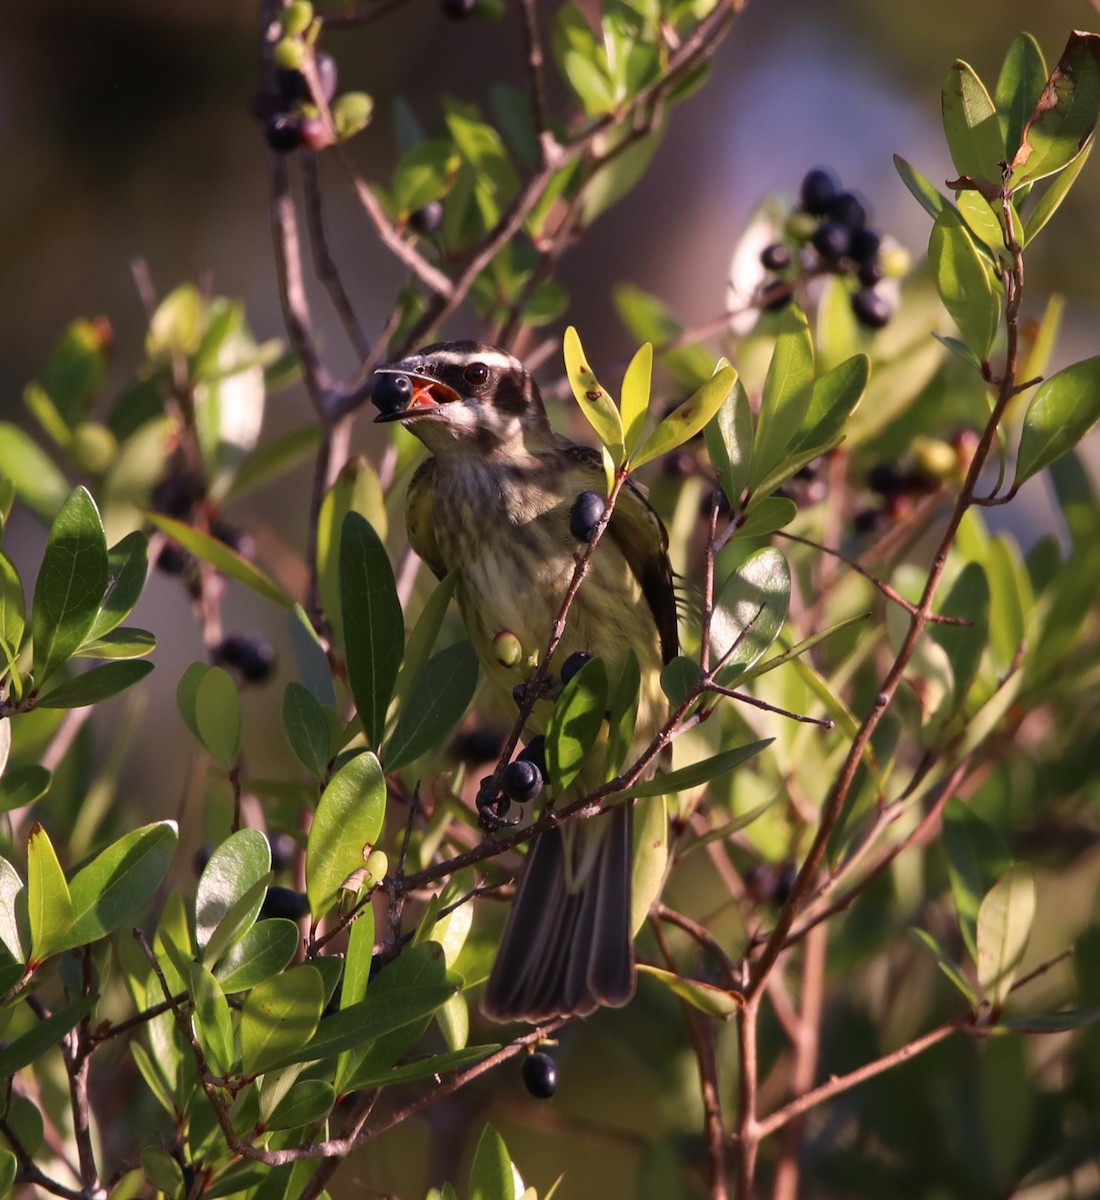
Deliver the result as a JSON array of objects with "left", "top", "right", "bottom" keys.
[{"left": 405, "top": 458, "right": 447, "bottom": 580}]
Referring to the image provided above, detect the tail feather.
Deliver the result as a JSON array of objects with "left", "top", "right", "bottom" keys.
[{"left": 482, "top": 805, "right": 636, "bottom": 1022}]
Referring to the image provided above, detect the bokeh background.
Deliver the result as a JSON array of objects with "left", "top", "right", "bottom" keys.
[{"left": 3, "top": 0, "right": 1099, "bottom": 1196}]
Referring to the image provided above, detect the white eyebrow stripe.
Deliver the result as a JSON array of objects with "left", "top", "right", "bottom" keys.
[{"left": 421, "top": 348, "right": 522, "bottom": 372}]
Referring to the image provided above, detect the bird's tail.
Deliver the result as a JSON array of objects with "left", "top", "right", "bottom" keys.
[{"left": 481, "top": 804, "right": 635, "bottom": 1022}]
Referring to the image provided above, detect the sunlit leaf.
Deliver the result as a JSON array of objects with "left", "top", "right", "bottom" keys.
[
  {"left": 977, "top": 864, "right": 1036, "bottom": 1008},
  {"left": 996, "top": 33, "right": 1048, "bottom": 161},
  {"left": 631, "top": 364, "right": 736, "bottom": 471},
  {"left": 893, "top": 154, "right": 953, "bottom": 222},
  {"left": 942, "top": 59, "right": 1005, "bottom": 183},
  {"left": 241, "top": 964, "right": 325, "bottom": 1076},
  {"left": 37, "top": 660, "right": 154, "bottom": 709},
  {"left": 910, "top": 927, "right": 980, "bottom": 1009},
  {"left": 190, "top": 962, "right": 236, "bottom": 1077},
  {"left": 943, "top": 799, "right": 1012, "bottom": 961},
  {"left": 215, "top": 918, "right": 300, "bottom": 993},
  {"left": 710, "top": 548, "right": 791, "bottom": 682},
  {"left": 620, "top": 738, "right": 773, "bottom": 799},
  {"left": 620, "top": 342, "right": 653, "bottom": 459},
  {"left": 546, "top": 655, "right": 608, "bottom": 792},
  {"left": 88, "top": 531, "right": 148, "bottom": 640},
  {"left": 195, "top": 828, "right": 271, "bottom": 953},
  {"left": 928, "top": 208, "right": 1002, "bottom": 362},
  {"left": 0, "top": 423, "right": 70, "bottom": 520},
  {"left": 1022, "top": 138, "right": 1093, "bottom": 243},
  {"left": 1015, "top": 356, "right": 1100, "bottom": 485},
  {"left": 704, "top": 376, "right": 753, "bottom": 508},
  {"left": 27, "top": 823, "right": 73, "bottom": 962},
  {"left": 283, "top": 682, "right": 331, "bottom": 778},
  {"left": 385, "top": 641, "right": 478, "bottom": 772},
  {"left": 563, "top": 326, "right": 624, "bottom": 461},
  {"left": 748, "top": 306, "right": 814, "bottom": 492},
  {"left": 469, "top": 1124, "right": 515, "bottom": 1200},
  {"left": 637, "top": 964, "right": 739, "bottom": 1016},
  {"left": 194, "top": 666, "right": 241, "bottom": 769}
]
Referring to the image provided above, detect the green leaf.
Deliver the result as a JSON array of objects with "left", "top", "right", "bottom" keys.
[
  {"left": 0, "top": 423, "right": 70, "bottom": 520},
  {"left": 705, "top": 376, "right": 753, "bottom": 507},
  {"left": 215, "top": 918, "right": 300, "bottom": 993},
  {"left": 73, "top": 626, "right": 156, "bottom": 660},
  {"left": 1002, "top": 1008, "right": 1100, "bottom": 1032},
  {"left": 145, "top": 512, "right": 292, "bottom": 609},
  {"left": 631, "top": 365, "right": 736, "bottom": 471},
  {"left": 733, "top": 497, "right": 797, "bottom": 540},
  {"left": 347, "top": 1043, "right": 497, "bottom": 1089},
  {"left": 637, "top": 964, "right": 739, "bottom": 1016},
  {"left": 288, "top": 604, "right": 336, "bottom": 708},
  {"left": 267, "top": 1079, "right": 337, "bottom": 1131},
  {"left": 0, "top": 857, "right": 25, "bottom": 961},
  {"left": 620, "top": 342, "right": 653, "bottom": 459},
  {"left": 190, "top": 962, "right": 236, "bottom": 1076},
  {"left": 928, "top": 208, "right": 1002, "bottom": 363},
  {"left": 468, "top": 1124, "right": 514, "bottom": 1200},
  {"left": 893, "top": 154, "right": 953, "bottom": 222},
  {"left": 0, "top": 1150, "right": 16, "bottom": 1198},
  {"left": 942, "top": 59, "right": 1005, "bottom": 183},
  {"left": 996, "top": 33, "right": 1048, "bottom": 161},
  {"left": 31, "top": 487, "right": 109, "bottom": 686},
  {"left": 620, "top": 738, "right": 773, "bottom": 800},
  {"left": 385, "top": 641, "right": 478, "bottom": 772},
  {"left": 393, "top": 139, "right": 461, "bottom": 215},
  {"left": 1023, "top": 138, "right": 1092, "bottom": 245},
  {"left": 910, "top": 927, "right": 980, "bottom": 1008},
  {"left": 605, "top": 650, "right": 641, "bottom": 782},
  {"left": 175, "top": 660, "right": 208, "bottom": 742},
  {"left": 546, "top": 655, "right": 608, "bottom": 793},
  {"left": 66, "top": 820, "right": 178, "bottom": 948},
  {"left": 791, "top": 353, "right": 868, "bottom": 454},
  {"left": 931, "top": 563, "right": 989, "bottom": 711},
  {"left": 943, "top": 799, "right": 1012, "bottom": 961},
  {"left": 660, "top": 655, "right": 698, "bottom": 709},
  {"left": 1015, "top": 356, "right": 1100, "bottom": 486},
  {"left": 1008, "top": 31, "right": 1100, "bottom": 188},
  {"left": 27, "top": 823, "right": 73, "bottom": 962},
  {"left": 194, "top": 666, "right": 242, "bottom": 769},
  {"left": 0, "top": 764, "right": 51, "bottom": 813},
  {"left": 0, "top": 553, "right": 26, "bottom": 664},
  {"left": 977, "top": 864, "right": 1036, "bottom": 1008},
  {"left": 340, "top": 512, "right": 404, "bottom": 747},
  {"left": 195, "top": 828, "right": 272, "bottom": 953},
  {"left": 748, "top": 306, "right": 815, "bottom": 492},
  {"left": 37, "top": 660, "right": 154, "bottom": 708},
  {"left": 710, "top": 548, "right": 791, "bottom": 682},
  {"left": 306, "top": 751, "right": 386, "bottom": 918},
  {"left": 612, "top": 283, "right": 715, "bottom": 390},
  {"left": 224, "top": 422, "right": 324, "bottom": 504},
  {"left": 563, "top": 326, "right": 624, "bottom": 462},
  {"left": 241, "top": 964, "right": 325, "bottom": 1076},
  {"left": 631, "top": 794, "right": 668, "bottom": 935},
  {"left": 282, "top": 682, "right": 331, "bottom": 778},
  {"left": 0, "top": 996, "right": 95, "bottom": 1076},
  {"left": 957, "top": 191, "right": 1009, "bottom": 255},
  {"left": 89, "top": 531, "right": 149, "bottom": 640},
  {"left": 141, "top": 1147, "right": 185, "bottom": 1198},
  {"left": 392, "top": 571, "right": 460, "bottom": 715}
]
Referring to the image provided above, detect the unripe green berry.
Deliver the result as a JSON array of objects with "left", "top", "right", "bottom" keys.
[
  {"left": 281, "top": 1, "right": 314, "bottom": 36},
  {"left": 332, "top": 91, "right": 373, "bottom": 140},
  {"left": 880, "top": 245, "right": 911, "bottom": 278},
  {"left": 273, "top": 35, "right": 307, "bottom": 71},
  {"left": 910, "top": 436, "right": 957, "bottom": 481},
  {"left": 493, "top": 631, "right": 523, "bottom": 668},
  {"left": 364, "top": 849, "right": 388, "bottom": 885},
  {"left": 70, "top": 422, "right": 117, "bottom": 474}
]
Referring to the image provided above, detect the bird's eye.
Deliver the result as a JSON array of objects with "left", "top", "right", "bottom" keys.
[{"left": 464, "top": 362, "right": 490, "bottom": 387}]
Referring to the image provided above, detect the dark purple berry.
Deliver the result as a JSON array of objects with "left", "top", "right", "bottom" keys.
[
  {"left": 266, "top": 114, "right": 303, "bottom": 153},
  {"left": 152, "top": 472, "right": 205, "bottom": 519},
  {"left": 372, "top": 372, "right": 414, "bottom": 416},
  {"left": 442, "top": 0, "right": 476, "bottom": 14},
  {"left": 811, "top": 221, "right": 852, "bottom": 264},
  {"left": 867, "top": 461, "right": 905, "bottom": 497},
  {"left": 760, "top": 242, "right": 791, "bottom": 271},
  {"left": 518, "top": 735, "right": 547, "bottom": 778},
  {"left": 522, "top": 1052, "right": 559, "bottom": 1099},
  {"left": 214, "top": 633, "right": 277, "bottom": 684},
  {"left": 260, "top": 886, "right": 310, "bottom": 921},
  {"left": 300, "top": 117, "right": 332, "bottom": 152},
  {"left": 410, "top": 200, "right": 444, "bottom": 235},
  {"left": 155, "top": 541, "right": 190, "bottom": 577},
  {"left": 800, "top": 168, "right": 839, "bottom": 216},
  {"left": 853, "top": 508, "right": 881, "bottom": 535},
  {"left": 828, "top": 191, "right": 867, "bottom": 230},
  {"left": 453, "top": 726, "right": 506, "bottom": 764},
  {"left": 857, "top": 258, "right": 885, "bottom": 287},
  {"left": 192, "top": 845, "right": 213, "bottom": 877},
  {"left": 771, "top": 861, "right": 798, "bottom": 906},
  {"left": 560, "top": 650, "right": 593, "bottom": 685},
  {"left": 849, "top": 227, "right": 881, "bottom": 263},
  {"left": 851, "top": 288, "right": 891, "bottom": 330},
  {"left": 501, "top": 758, "right": 543, "bottom": 803},
  {"left": 569, "top": 491, "right": 606, "bottom": 543},
  {"left": 759, "top": 280, "right": 793, "bottom": 311},
  {"left": 276, "top": 67, "right": 309, "bottom": 105},
  {"left": 269, "top": 831, "right": 299, "bottom": 873}
]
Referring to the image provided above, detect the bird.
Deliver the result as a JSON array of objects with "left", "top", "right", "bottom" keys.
[{"left": 373, "top": 340, "right": 677, "bottom": 1022}]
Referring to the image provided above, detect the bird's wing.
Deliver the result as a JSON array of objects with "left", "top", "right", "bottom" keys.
[
  {"left": 406, "top": 457, "right": 447, "bottom": 580},
  {"left": 561, "top": 443, "right": 679, "bottom": 664}
]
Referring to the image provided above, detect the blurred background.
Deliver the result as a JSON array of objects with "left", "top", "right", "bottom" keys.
[{"left": 3, "top": 0, "right": 1099, "bottom": 1195}]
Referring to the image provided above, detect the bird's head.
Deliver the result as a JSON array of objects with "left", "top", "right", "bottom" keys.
[{"left": 372, "top": 341, "right": 553, "bottom": 458}]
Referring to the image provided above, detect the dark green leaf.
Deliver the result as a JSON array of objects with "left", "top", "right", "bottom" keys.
[
  {"left": 705, "top": 377, "right": 753, "bottom": 508},
  {"left": 631, "top": 793, "right": 668, "bottom": 935},
  {"left": 749, "top": 306, "right": 815, "bottom": 492},
  {"left": 340, "top": 512, "right": 404, "bottom": 747},
  {"left": 710, "top": 548, "right": 791, "bottom": 682},
  {"left": 893, "top": 154, "right": 953, "bottom": 221},
  {"left": 928, "top": 208, "right": 1002, "bottom": 362},
  {"left": 141, "top": 1147, "right": 185, "bottom": 1198},
  {"left": 347, "top": 1043, "right": 497, "bottom": 1090},
  {"left": 65, "top": 820, "right": 178, "bottom": 948},
  {"left": 0, "top": 1150, "right": 14, "bottom": 1198},
  {"left": 0, "top": 423, "right": 70, "bottom": 520},
  {"left": 996, "top": 33, "right": 1048, "bottom": 161},
  {"left": 27, "top": 823, "right": 73, "bottom": 961},
  {"left": 977, "top": 864, "right": 1035, "bottom": 1007},
  {"left": 631, "top": 366, "right": 736, "bottom": 471},
  {"left": 288, "top": 603, "right": 336, "bottom": 708},
  {"left": 910, "top": 927, "right": 980, "bottom": 1008},
  {"left": 73, "top": 626, "right": 156, "bottom": 660},
  {"left": 145, "top": 513, "right": 291, "bottom": 608},
  {"left": 1022, "top": 138, "right": 1093, "bottom": 243},
  {"left": 637, "top": 964, "right": 739, "bottom": 1016},
  {"left": 175, "top": 660, "right": 208, "bottom": 742},
  {"left": 734, "top": 497, "right": 798, "bottom": 540},
  {"left": 660, "top": 656, "right": 698, "bottom": 710},
  {"left": 215, "top": 918, "right": 299, "bottom": 993},
  {"left": 88, "top": 531, "right": 148, "bottom": 640},
  {"left": 393, "top": 139, "right": 461, "bottom": 215},
  {"left": 266, "top": 1079, "right": 337, "bottom": 1131},
  {"left": 1015, "top": 355, "right": 1100, "bottom": 485},
  {"left": 194, "top": 666, "right": 241, "bottom": 769},
  {"left": 546, "top": 656, "right": 608, "bottom": 792},
  {"left": 469, "top": 1124, "right": 513, "bottom": 1200},
  {"left": 37, "top": 660, "right": 154, "bottom": 708},
  {"left": 0, "top": 765, "right": 51, "bottom": 813},
  {"left": 0, "top": 996, "right": 95, "bottom": 1076},
  {"left": 1008, "top": 31, "right": 1100, "bottom": 188},
  {"left": 195, "top": 828, "right": 272, "bottom": 953},
  {"left": 612, "top": 283, "right": 715, "bottom": 390},
  {"left": 283, "top": 682, "right": 331, "bottom": 778},
  {"left": 931, "top": 563, "right": 989, "bottom": 711},
  {"left": 605, "top": 650, "right": 641, "bottom": 782},
  {"left": 306, "top": 751, "right": 386, "bottom": 918},
  {"left": 942, "top": 59, "right": 1005, "bottom": 183},
  {"left": 943, "top": 799, "right": 1012, "bottom": 961},
  {"left": 31, "top": 487, "right": 109, "bottom": 685},
  {"left": 385, "top": 641, "right": 478, "bottom": 772},
  {"left": 620, "top": 738, "right": 773, "bottom": 799},
  {"left": 0, "top": 553, "right": 26, "bottom": 662},
  {"left": 392, "top": 571, "right": 459, "bottom": 714},
  {"left": 1002, "top": 1008, "right": 1100, "bottom": 1032},
  {"left": 190, "top": 962, "right": 235, "bottom": 1077},
  {"left": 241, "top": 964, "right": 325, "bottom": 1075},
  {"left": 792, "top": 354, "right": 869, "bottom": 453}
]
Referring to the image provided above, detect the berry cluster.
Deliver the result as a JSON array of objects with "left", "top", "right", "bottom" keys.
[
  {"left": 758, "top": 168, "right": 898, "bottom": 330},
  {"left": 475, "top": 736, "right": 547, "bottom": 829}
]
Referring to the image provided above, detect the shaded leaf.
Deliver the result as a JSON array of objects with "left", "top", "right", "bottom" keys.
[
  {"left": 1002, "top": 1008, "right": 1100, "bottom": 1032},
  {"left": 1015, "top": 355, "right": 1100, "bottom": 485},
  {"left": 748, "top": 306, "right": 815, "bottom": 492},
  {"left": 605, "top": 649, "right": 641, "bottom": 782},
  {"left": 215, "top": 918, "right": 300, "bottom": 994},
  {"left": 977, "top": 864, "right": 1036, "bottom": 1008},
  {"left": 190, "top": 962, "right": 235, "bottom": 1077},
  {"left": 73, "top": 626, "right": 156, "bottom": 660},
  {"left": 386, "top": 641, "right": 479, "bottom": 772},
  {"left": 1022, "top": 138, "right": 1093, "bottom": 243},
  {"left": 0, "top": 996, "right": 95, "bottom": 1076},
  {"left": 792, "top": 353, "right": 869, "bottom": 454},
  {"left": 194, "top": 666, "right": 242, "bottom": 769},
  {"left": 225, "top": 423, "right": 324, "bottom": 504},
  {"left": 546, "top": 655, "right": 608, "bottom": 792},
  {"left": 348, "top": 1043, "right": 497, "bottom": 1089},
  {"left": 620, "top": 738, "right": 773, "bottom": 799},
  {"left": 733, "top": 496, "right": 797, "bottom": 540},
  {"left": 942, "top": 59, "right": 1005, "bottom": 183},
  {"left": 27, "top": 823, "right": 73, "bottom": 962},
  {"left": 0, "top": 423, "right": 70, "bottom": 520},
  {"left": 710, "top": 548, "right": 791, "bottom": 682},
  {"left": 893, "top": 154, "right": 953, "bottom": 221},
  {"left": 631, "top": 794, "right": 668, "bottom": 935},
  {"left": 241, "top": 964, "right": 325, "bottom": 1076},
  {"left": 928, "top": 208, "right": 1002, "bottom": 362},
  {"left": 931, "top": 562, "right": 989, "bottom": 710},
  {"left": 469, "top": 1124, "right": 514, "bottom": 1200},
  {"left": 910, "top": 927, "right": 980, "bottom": 1008},
  {"left": 283, "top": 682, "right": 331, "bottom": 778},
  {"left": 393, "top": 571, "right": 460, "bottom": 714},
  {"left": 944, "top": 799, "right": 1012, "bottom": 961},
  {"left": 637, "top": 964, "right": 739, "bottom": 1016},
  {"left": 89, "top": 531, "right": 148, "bottom": 640},
  {"left": 0, "top": 765, "right": 51, "bottom": 814},
  {"left": 37, "top": 660, "right": 154, "bottom": 708},
  {"left": 0, "top": 553, "right": 26, "bottom": 664},
  {"left": 288, "top": 603, "right": 336, "bottom": 709},
  {"left": 996, "top": 33, "right": 1048, "bottom": 161},
  {"left": 704, "top": 376, "right": 753, "bottom": 507},
  {"left": 266, "top": 1079, "right": 337, "bottom": 1131}
]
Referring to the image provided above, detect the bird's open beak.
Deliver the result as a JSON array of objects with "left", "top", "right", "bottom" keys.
[{"left": 373, "top": 368, "right": 463, "bottom": 423}]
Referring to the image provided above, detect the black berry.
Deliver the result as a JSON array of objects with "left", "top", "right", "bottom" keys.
[
  {"left": 867, "top": 461, "right": 905, "bottom": 497},
  {"left": 214, "top": 633, "right": 277, "bottom": 684},
  {"left": 266, "top": 114, "right": 303, "bottom": 153},
  {"left": 260, "top": 886, "right": 310, "bottom": 921},
  {"left": 771, "top": 861, "right": 798, "bottom": 906},
  {"left": 851, "top": 288, "right": 891, "bottom": 330},
  {"left": 828, "top": 191, "right": 867, "bottom": 230},
  {"left": 759, "top": 280, "right": 793, "bottom": 311},
  {"left": 522, "top": 1052, "right": 559, "bottom": 1099},
  {"left": 853, "top": 508, "right": 881, "bottom": 535},
  {"left": 453, "top": 726, "right": 506, "bottom": 764},
  {"left": 155, "top": 541, "right": 190, "bottom": 577},
  {"left": 811, "top": 221, "right": 852, "bottom": 264},
  {"left": 442, "top": 0, "right": 476, "bottom": 14},
  {"left": 799, "top": 168, "right": 839, "bottom": 216},
  {"left": 372, "top": 372, "right": 414, "bottom": 416},
  {"left": 849, "top": 226, "right": 881, "bottom": 263},
  {"left": 152, "top": 472, "right": 205, "bottom": 519},
  {"left": 569, "top": 491, "right": 606, "bottom": 542},
  {"left": 192, "top": 845, "right": 213, "bottom": 877},
  {"left": 760, "top": 242, "right": 791, "bottom": 271},
  {"left": 857, "top": 258, "right": 885, "bottom": 288},
  {"left": 518, "top": 735, "right": 547, "bottom": 778},
  {"left": 501, "top": 759, "right": 543, "bottom": 803},
  {"left": 560, "top": 650, "right": 593, "bottom": 685},
  {"left": 410, "top": 200, "right": 444, "bottom": 235}
]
